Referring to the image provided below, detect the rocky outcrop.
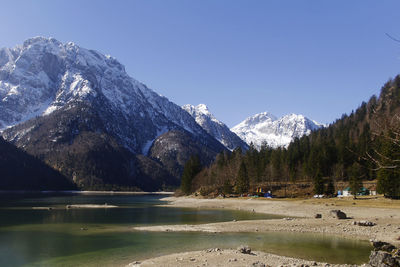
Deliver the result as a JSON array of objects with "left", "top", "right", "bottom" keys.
[
  {"left": 371, "top": 241, "right": 397, "bottom": 252},
  {"left": 237, "top": 245, "right": 252, "bottom": 254},
  {"left": 353, "top": 220, "right": 377, "bottom": 227},
  {"left": 329, "top": 210, "right": 347, "bottom": 219},
  {"left": 369, "top": 241, "right": 400, "bottom": 267}
]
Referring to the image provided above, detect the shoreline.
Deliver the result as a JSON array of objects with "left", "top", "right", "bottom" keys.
[
  {"left": 132, "top": 248, "right": 358, "bottom": 267},
  {"left": 131, "top": 196, "right": 400, "bottom": 266},
  {"left": 0, "top": 190, "right": 174, "bottom": 195}
]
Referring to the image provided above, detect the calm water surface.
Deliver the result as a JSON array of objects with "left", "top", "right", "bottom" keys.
[{"left": 0, "top": 193, "right": 371, "bottom": 266}]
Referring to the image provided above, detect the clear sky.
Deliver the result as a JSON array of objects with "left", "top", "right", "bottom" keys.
[{"left": 0, "top": 0, "right": 399, "bottom": 127}]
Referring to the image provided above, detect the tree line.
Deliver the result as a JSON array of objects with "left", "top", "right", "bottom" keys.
[{"left": 181, "top": 75, "right": 400, "bottom": 198}]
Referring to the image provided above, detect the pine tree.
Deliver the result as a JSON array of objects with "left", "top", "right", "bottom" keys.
[
  {"left": 180, "top": 155, "right": 202, "bottom": 195},
  {"left": 313, "top": 172, "right": 324, "bottom": 195},
  {"left": 236, "top": 161, "right": 249, "bottom": 194},
  {"left": 348, "top": 163, "right": 362, "bottom": 199},
  {"left": 325, "top": 178, "right": 335, "bottom": 196},
  {"left": 377, "top": 168, "right": 399, "bottom": 197},
  {"left": 376, "top": 131, "right": 400, "bottom": 197},
  {"left": 222, "top": 179, "right": 233, "bottom": 195},
  {"left": 271, "top": 148, "right": 282, "bottom": 180}
]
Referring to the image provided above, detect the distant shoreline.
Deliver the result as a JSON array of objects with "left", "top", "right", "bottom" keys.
[{"left": 0, "top": 190, "right": 174, "bottom": 195}]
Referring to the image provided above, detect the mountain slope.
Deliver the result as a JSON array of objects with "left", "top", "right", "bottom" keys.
[
  {"left": 0, "top": 137, "right": 75, "bottom": 190},
  {"left": 231, "top": 112, "right": 324, "bottom": 149},
  {"left": 0, "top": 37, "right": 226, "bottom": 190},
  {"left": 182, "top": 104, "right": 248, "bottom": 151}
]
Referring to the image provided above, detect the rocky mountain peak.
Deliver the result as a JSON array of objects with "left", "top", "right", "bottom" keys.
[
  {"left": 231, "top": 112, "right": 323, "bottom": 149},
  {"left": 183, "top": 104, "right": 248, "bottom": 151},
  {"left": 0, "top": 37, "right": 210, "bottom": 151},
  {"left": 0, "top": 37, "right": 226, "bottom": 191}
]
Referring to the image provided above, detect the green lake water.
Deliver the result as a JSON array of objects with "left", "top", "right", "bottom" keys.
[{"left": 0, "top": 193, "right": 371, "bottom": 266}]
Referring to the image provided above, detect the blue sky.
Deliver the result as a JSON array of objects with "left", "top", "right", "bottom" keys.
[{"left": 0, "top": 0, "right": 399, "bottom": 127}]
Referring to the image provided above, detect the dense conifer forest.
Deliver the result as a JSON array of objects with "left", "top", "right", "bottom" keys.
[
  {"left": 184, "top": 75, "right": 400, "bottom": 198},
  {"left": 0, "top": 137, "right": 76, "bottom": 190}
]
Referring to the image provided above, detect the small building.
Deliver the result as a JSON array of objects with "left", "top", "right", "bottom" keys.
[
  {"left": 342, "top": 187, "right": 352, "bottom": 197},
  {"left": 341, "top": 187, "right": 370, "bottom": 197}
]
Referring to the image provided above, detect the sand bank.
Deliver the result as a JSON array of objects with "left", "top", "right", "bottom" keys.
[
  {"left": 131, "top": 248, "right": 355, "bottom": 267},
  {"left": 135, "top": 196, "right": 400, "bottom": 245},
  {"left": 66, "top": 204, "right": 118, "bottom": 208},
  {"left": 130, "top": 196, "right": 400, "bottom": 266}
]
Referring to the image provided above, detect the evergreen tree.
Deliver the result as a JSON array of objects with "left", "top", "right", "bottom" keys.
[
  {"left": 216, "top": 152, "right": 226, "bottom": 168},
  {"left": 222, "top": 179, "right": 233, "bottom": 195},
  {"left": 313, "top": 172, "right": 324, "bottom": 195},
  {"left": 348, "top": 163, "right": 362, "bottom": 199},
  {"left": 180, "top": 155, "right": 202, "bottom": 195},
  {"left": 376, "top": 131, "right": 400, "bottom": 197},
  {"left": 325, "top": 178, "right": 335, "bottom": 196},
  {"left": 236, "top": 161, "right": 249, "bottom": 194},
  {"left": 377, "top": 168, "right": 400, "bottom": 198},
  {"left": 271, "top": 148, "right": 282, "bottom": 180}
]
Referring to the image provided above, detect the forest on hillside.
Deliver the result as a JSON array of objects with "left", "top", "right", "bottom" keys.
[
  {"left": 0, "top": 137, "right": 76, "bottom": 190},
  {"left": 182, "top": 75, "right": 400, "bottom": 199}
]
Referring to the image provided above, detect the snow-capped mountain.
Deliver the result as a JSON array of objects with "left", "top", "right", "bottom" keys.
[
  {"left": 0, "top": 37, "right": 225, "bottom": 190},
  {"left": 231, "top": 112, "right": 324, "bottom": 149},
  {"left": 0, "top": 37, "right": 211, "bottom": 152},
  {"left": 182, "top": 104, "right": 248, "bottom": 151}
]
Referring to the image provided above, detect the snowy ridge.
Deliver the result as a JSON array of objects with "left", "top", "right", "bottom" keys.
[
  {"left": 183, "top": 104, "right": 248, "bottom": 151},
  {"left": 0, "top": 37, "right": 217, "bottom": 154},
  {"left": 231, "top": 112, "right": 324, "bottom": 149}
]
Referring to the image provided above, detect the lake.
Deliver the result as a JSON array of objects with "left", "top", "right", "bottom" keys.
[{"left": 0, "top": 193, "right": 371, "bottom": 266}]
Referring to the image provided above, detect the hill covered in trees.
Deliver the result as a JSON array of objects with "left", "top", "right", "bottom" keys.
[
  {"left": 186, "top": 75, "right": 400, "bottom": 198},
  {"left": 0, "top": 137, "right": 76, "bottom": 190}
]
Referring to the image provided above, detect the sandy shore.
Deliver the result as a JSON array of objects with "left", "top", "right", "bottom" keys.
[
  {"left": 130, "top": 248, "right": 356, "bottom": 267},
  {"left": 65, "top": 204, "right": 118, "bottom": 208},
  {"left": 130, "top": 196, "right": 400, "bottom": 266}
]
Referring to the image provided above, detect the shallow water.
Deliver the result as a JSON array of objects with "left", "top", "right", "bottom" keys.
[{"left": 0, "top": 193, "right": 371, "bottom": 266}]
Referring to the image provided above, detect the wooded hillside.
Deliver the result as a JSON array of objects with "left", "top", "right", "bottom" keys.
[{"left": 188, "top": 75, "right": 400, "bottom": 198}]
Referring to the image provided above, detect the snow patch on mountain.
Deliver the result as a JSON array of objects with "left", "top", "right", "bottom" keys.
[
  {"left": 142, "top": 126, "right": 169, "bottom": 155},
  {"left": 231, "top": 112, "right": 324, "bottom": 149}
]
